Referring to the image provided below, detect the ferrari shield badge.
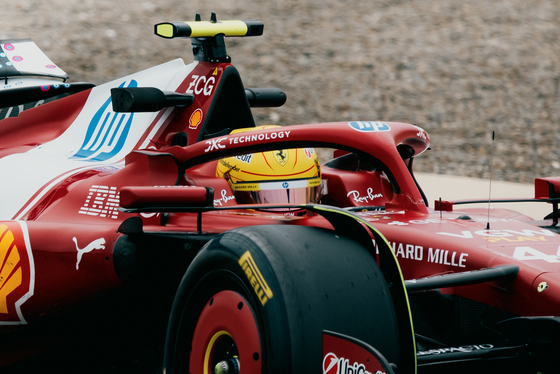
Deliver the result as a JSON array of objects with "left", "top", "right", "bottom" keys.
[
  {"left": 273, "top": 149, "right": 288, "bottom": 166},
  {"left": 0, "top": 222, "right": 34, "bottom": 325}
]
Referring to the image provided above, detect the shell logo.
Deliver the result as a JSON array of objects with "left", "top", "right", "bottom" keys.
[
  {"left": 0, "top": 222, "right": 34, "bottom": 325},
  {"left": 189, "top": 108, "right": 203, "bottom": 130}
]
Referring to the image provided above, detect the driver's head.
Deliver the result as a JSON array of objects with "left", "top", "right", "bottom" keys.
[{"left": 216, "top": 126, "right": 325, "bottom": 205}]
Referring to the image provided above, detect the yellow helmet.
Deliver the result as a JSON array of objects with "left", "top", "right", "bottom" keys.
[{"left": 216, "top": 126, "right": 325, "bottom": 204}]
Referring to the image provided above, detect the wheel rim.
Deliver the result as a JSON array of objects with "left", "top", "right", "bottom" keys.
[{"left": 190, "top": 290, "right": 262, "bottom": 374}]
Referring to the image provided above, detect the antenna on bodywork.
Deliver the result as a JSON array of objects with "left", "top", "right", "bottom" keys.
[{"left": 486, "top": 131, "right": 495, "bottom": 230}]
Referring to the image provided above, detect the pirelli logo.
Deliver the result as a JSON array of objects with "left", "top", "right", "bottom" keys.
[{"left": 239, "top": 251, "right": 273, "bottom": 306}]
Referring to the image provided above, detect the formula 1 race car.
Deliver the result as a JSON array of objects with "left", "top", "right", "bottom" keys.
[{"left": 1, "top": 14, "right": 560, "bottom": 374}]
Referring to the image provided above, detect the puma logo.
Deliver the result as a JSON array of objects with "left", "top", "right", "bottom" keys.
[{"left": 73, "top": 237, "right": 106, "bottom": 270}]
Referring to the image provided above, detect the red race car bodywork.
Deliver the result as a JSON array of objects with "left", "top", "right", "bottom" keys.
[{"left": 1, "top": 15, "right": 559, "bottom": 374}]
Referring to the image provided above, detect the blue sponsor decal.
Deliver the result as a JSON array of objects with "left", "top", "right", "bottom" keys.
[
  {"left": 282, "top": 182, "right": 289, "bottom": 189},
  {"left": 348, "top": 121, "right": 391, "bottom": 132},
  {"left": 71, "top": 80, "right": 136, "bottom": 162}
]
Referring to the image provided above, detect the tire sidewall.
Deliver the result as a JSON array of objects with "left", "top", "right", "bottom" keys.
[
  {"left": 164, "top": 228, "right": 292, "bottom": 374},
  {"left": 164, "top": 225, "right": 402, "bottom": 374}
]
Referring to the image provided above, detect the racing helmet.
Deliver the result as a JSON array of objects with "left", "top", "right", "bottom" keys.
[{"left": 216, "top": 126, "right": 326, "bottom": 205}]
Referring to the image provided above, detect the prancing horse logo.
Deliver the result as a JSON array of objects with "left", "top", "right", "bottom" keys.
[
  {"left": 273, "top": 149, "right": 288, "bottom": 166},
  {"left": 73, "top": 237, "right": 106, "bottom": 270}
]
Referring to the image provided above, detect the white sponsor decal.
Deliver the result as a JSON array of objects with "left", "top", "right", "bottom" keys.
[
  {"left": 388, "top": 221, "right": 409, "bottom": 226},
  {"left": 185, "top": 74, "right": 215, "bottom": 96},
  {"left": 78, "top": 185, "right": 120, "bottom": 219},
  {"left": 73, "top": 237, "right": 106, "bottom": 270},
  {"left": 375, "top": 240, "right": 469, "bottom": 268},
  {"left": 323, "top": 352, "right": 379, "bottom": 374},
  {"left": 140, "top": 212, "right": 160, "bottom": 218},
  {"left": 512, "top": 246, "right": 560, "bottom": 263},
  {"left": 347, "top": 188, "right": 383, "bottom": 204},
  {"left": 213, "top": 189, "right": 235, "bottom": 206},
  {"left": 228, "top": 130, "right": 291, "bottom": 145},
  {"left": 417, "top": 344, "right": 494, "bottom": 356},
  {"left": 204, "top": 131, "right": 292, "bottom": 153},
  {"left": 437, "top": 228, "right": 556, "bottom": 239},
  {"left": 382, "top": 217, "right": 525, "bottom": 227},
  {"left": 204, "top": 137, "right": 227, "bottom": 152},
  {"left": 235, "top": 154, "right": 253, "bottom": 164},
  {"left": 414, "top": 125, "right": 428, "bottom": 140}
]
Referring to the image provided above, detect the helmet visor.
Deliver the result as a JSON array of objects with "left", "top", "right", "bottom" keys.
[{"left": 232, "top": 179, "right": 326, "bottom": 205}]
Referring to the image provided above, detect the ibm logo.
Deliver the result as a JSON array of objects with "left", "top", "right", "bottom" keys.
[{"left": 78, "top": 185, "right": 120, "bottom": 219}]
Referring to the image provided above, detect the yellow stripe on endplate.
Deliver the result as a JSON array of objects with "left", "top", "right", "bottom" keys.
[{"left": 185, "top": 20, "right": 249, "bottom": 37}]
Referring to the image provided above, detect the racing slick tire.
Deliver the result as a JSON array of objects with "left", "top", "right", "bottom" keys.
[{"left": 163, "top": 225, "right": 403, "bottom": 374}]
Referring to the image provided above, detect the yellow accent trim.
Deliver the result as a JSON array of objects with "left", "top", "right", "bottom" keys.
[
  {"left": 155, "top": 24, "right": 175, "bottom": 38},
  {"left": 308, "top": 179, "right": 322, "bottom": 187},
  {"left": 184, "top": 20, "right": 248, "bottom": 37},
  {"left": 231, "top": 183, "right": 260, "bottom": 191},
  {"left": 204, "top": 330, "right": 232, "bottom": 374},
  {"left": 212, "top": 67, "right": 218, "bottom": 76},
  {"left": 308, "top": 205, "right": 417, "bottom": 373}
]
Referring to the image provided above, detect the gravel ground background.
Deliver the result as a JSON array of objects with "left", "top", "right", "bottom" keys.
[{"left": 3, "top": 0, "right": 560, "bottom": 184}]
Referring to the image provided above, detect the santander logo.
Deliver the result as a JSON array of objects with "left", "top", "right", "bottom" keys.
[
  {"left": 323, "top": 352, "right": 382, "bottom": 374},
  {"left": 323, "top": 353, "right": 339, "bottom": 374}
]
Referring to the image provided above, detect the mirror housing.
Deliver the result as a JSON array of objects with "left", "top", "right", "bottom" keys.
[
  {"left": 111, "top": 87, "right": 194, "bottom": 112},
  {"left": 120, "top": 186, "right": 214, "bottom": 211}
]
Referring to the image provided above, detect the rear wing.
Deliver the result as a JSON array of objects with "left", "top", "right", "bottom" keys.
[
  {"left": 0, "top": 39, "right": 93, "bottom": 113},
  {"left": 155, "top": 15, "right": 263, "bottom": 39},
  {"left": 111, "top": 14, "right": 284, "bottom": 146},
  {"left": 0, "top": 39, "right": 68, "bottom": 82},
  {"left": 154, "top": 13, "right": 264, "bottom": 63}
]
